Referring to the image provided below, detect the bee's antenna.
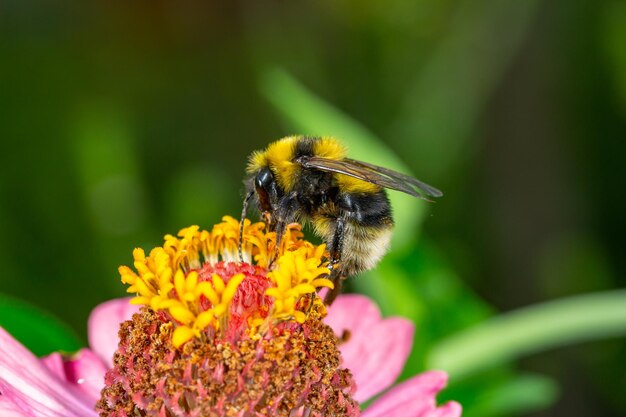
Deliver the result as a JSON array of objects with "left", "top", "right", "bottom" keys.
[{"left": 238, "top": 191, "right": 254, "bottom": 262}]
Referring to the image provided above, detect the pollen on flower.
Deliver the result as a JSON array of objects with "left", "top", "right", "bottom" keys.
[
  {"left": 99, "top": 216, "right": 356, "bottom": 416},
  {"left": 266, "top": 248, "right": 334, "bottom": 323},
  {"left": 119, "top": 216, "right": 333, "bottom": 348}
]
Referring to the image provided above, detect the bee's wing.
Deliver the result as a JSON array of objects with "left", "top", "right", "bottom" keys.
[
  {"left": 298, "top": 156, "right": 442, "bottom": 200},
  {"left": 344, "top": 158, "right": 443, "bottom": 198}
]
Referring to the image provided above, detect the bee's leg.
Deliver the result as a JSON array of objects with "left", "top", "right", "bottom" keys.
[
  {"left": 238, "top": 190, "right": 255, "bottom": 262},
  {"left": 324, "top": 277, "right": 344, "bottom": 305},
  {"left": 270, "top": 192, "right": 299, "bottom": 265},
  {"left": 273, "top": 219, "right": 287, "bottom": 254},
  {"left": 324, "top": 215, "right": 347, "bottom": 305},
  {"left": 328, "top": 215, "right": 346, "bottom": 271}
]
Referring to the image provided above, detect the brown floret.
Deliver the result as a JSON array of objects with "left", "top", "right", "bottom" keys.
[{"left": 97, "top": 307, "right": 359, "bottom": 417}]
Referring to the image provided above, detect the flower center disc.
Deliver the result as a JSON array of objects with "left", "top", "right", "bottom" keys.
[{"left": 97, "top": 217, "right": 360, "bottom": 417}]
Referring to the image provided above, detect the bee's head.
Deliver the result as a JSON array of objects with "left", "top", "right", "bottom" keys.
[
  {"left": 247, "top": 136, "right": 346, "bottom": 192},
  {"left": 247, "top": 136, "right": 301, "bottom": 192}
]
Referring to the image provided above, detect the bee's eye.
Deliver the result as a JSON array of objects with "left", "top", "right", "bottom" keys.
[{"left": 255, "top": 167, "right": 274, "bottom": 190}]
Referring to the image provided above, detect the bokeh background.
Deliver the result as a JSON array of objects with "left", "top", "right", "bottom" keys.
[{"left": 1, "top": 1, "right": 625, "bottom": 416}]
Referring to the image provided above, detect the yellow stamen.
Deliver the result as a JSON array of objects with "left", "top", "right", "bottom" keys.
[
  {"left": 119, "top": 216, "right": 332, "bottom": 347},
  {"left": 265, "top": 248, "right": 333, "bottom": 322},
  {"left": 172, "top": 326, "right": 195, "bottom": 348}
]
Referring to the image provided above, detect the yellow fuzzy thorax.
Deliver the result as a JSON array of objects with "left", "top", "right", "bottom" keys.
[{"left": 247, "top": 136, "right": 380, "bottom": 194}]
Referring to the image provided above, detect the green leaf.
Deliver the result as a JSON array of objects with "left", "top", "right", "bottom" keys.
[
  {"left": 428, "top": 289, "right": 626, "bottom": 380},
  {"left": 258, "top": 67, "right": 426, "bottom": 249},
  {"left": 0, "top": 293, "right": 83, "bottom": 356}
]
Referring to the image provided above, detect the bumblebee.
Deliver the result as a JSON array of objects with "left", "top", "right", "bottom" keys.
[{"left": 240, "top": 136, "right": 442, "bottom": 303}]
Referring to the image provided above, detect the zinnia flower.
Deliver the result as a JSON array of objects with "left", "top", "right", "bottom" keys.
[{"left": 0, "top": 216, "right": 461, "bottom": 417}]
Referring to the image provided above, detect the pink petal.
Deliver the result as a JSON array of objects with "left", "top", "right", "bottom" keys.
[
  {"left": 42, "top": 349, "right": 107, "bottom": 405},
  {"left": 325, "top": 294, "right": 414, "bottom": 403},
  {"left": 428, "top": 402, "right": 463, "bottom": 417},
  {"left": 0, "top": 327, "right": 98, "bottom": 417},
  {"left": 0, "top": 382, "right": 32, "bottom": 417},
  {"left": 361, "top": 371, "right": 462, "bottom": 417},
  {"left": 0, "top": 387, "right": 28, "bottom": 417},
  {"left": 88, "top": 297, "right": 139, "bottom": 367},
  {"left": 40, "top": 353, "right": 65, "bottom": 381},
  {"left": 325, "top": 294, "right": 383, "bottom": 342}
]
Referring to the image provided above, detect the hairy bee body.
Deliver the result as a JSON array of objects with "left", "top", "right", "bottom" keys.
[
  {"left": 243, "top": 136, "right": 441, "bottom": 302},
  {"left": 312, "top": 206, "right": 394, "bottom": 276}
]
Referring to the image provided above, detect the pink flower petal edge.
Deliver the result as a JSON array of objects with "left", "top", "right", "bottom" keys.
[
  {"left": 0, "top": 297, "right": 133, "bottom": 417},
  {"left": 0, "top": 327, "right": 98, "bottom": 417},
  {"left": 87, "top": 297, "right": 139, "bottom": 368},
  {"left": 361, "top": 371, "right": 462, "bottom": 417},
  {"left": 42, "top": 349, "right": 108, "bottom": 405},
  {"left": 325, "top": 294, "right": 415, "bottom": 403}
]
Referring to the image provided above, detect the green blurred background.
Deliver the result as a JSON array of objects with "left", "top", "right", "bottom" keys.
[{"left": 1, "top": 1, "right": 625, "bottom": 416}]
